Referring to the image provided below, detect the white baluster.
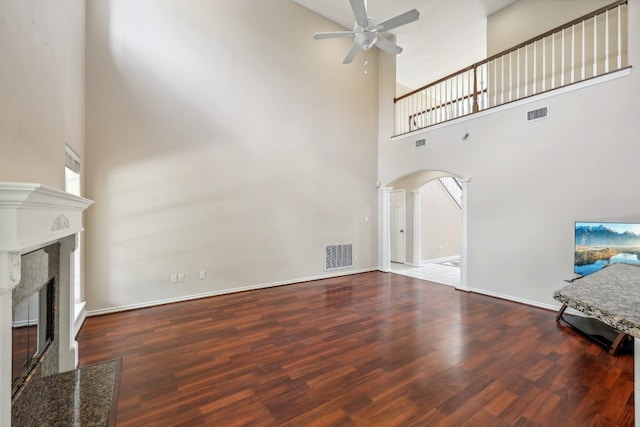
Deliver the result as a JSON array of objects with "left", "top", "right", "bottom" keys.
[
  {"left": 552, "top": 33, "right": 556, "bottom": 89},
  {"left": 617, "top": 5, "right": 622, "bottom": 69},
  {"left": 524, "top": 45, "right": 528, "bottom": 97},
  {"left": 593, "top": 15, "right": 598, "bottom": 76},
  {"left": 516, "top": 48, "right": 520, "bottom": 100},
  {"left": 571, "top": 25, "right": 575, "bottom": 83},
  {"left": 605, "top": 10, "right": 610, "bottom": 73},
  {"left": 561, "top": 30, "right": 565, "bottom": 86},
  {"left": 581, "top": 21, "right": 586, "bottom": 80},
  {"left": 533, "top": 41, "right": 537, "bottom": 94},
  {"left": 511, "top": 51, "right": 515, "bottom": 101},
  {"left": 542, "top": 37, "right": 546, "bottom": 92}
]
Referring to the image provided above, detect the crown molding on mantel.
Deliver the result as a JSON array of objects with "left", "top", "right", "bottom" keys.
[
  {"left": 0, "top": 182, "right": 93, "bottom": 210},
  {"left": 0, "top": 182, "right": 94, "bottom": 256}
]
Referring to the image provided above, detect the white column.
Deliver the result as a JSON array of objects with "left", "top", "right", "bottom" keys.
[
  {"left": 0, "top": 251, "right": 20, "bottom": 427},
  {"left": 379, "top": 187, "right": 392, "bottom": 273},
  {"left": 635, "top": 337, "right": 639, "bottom": 427},
  {"left": 457, "top": 178, "right": 471, "bottom": 291},
  {"left": 58, "top": 234, "right": 79, "bottom": 373},
  {"left": 0, "top": 288, "right": 12, "bottom": 427},
  {"left": 411, "top": 190, "right": 422, "bottom": 267}
]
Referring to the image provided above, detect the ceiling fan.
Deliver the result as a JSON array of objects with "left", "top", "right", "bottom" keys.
[{"left": 313, "top": 0, "right": 420, "bottom": 64}]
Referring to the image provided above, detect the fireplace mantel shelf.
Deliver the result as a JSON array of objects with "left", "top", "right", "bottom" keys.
[
  {"left": 0, "top": 182, "right": 93, "bottom": 289},
  {"left": 0, "top": 182, "right": 92, "bottom": 210}
]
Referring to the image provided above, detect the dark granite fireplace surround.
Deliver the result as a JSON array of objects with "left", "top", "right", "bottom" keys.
[
  {"left": 11, "top": 244, "right": 60, "bottom": 411},
  {"left": 10, "top": 242, "right": 119, "bottom": 427},
  {"left": 11, "top": 244, "right": 60, "bottom": 402}
]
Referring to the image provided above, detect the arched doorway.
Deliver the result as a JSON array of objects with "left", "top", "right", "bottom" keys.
[{"left": 380, "top": 170, "right": 470, "bottom": 291}]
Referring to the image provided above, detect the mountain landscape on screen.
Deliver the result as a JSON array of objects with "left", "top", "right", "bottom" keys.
[
  {"left": 574, "top": 222, "right": 640, "bottom": 276},
  {"left": 575, "top": 223, "right": 640, "bottom": 247}
]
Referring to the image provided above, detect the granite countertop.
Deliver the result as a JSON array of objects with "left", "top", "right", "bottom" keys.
[
  {"left": 553, "top": 263, "right": 640, "bottom": 338},
  {"left": 12, "top": 359, "right": 120, "bottom": 427}
]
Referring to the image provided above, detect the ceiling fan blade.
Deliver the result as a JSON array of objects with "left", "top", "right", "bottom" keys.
[
  {"left": 343, "top": 43, "right": 360, "bottom": 64},
  {"left": 375, "top": 36, "right": 403, "bottom": 56},
  {"left": 377, "top": 9, "right": 420, "bottom": 33},
  {"left": 314, "top": 31, "right": 355, "bottom": 40},
  {"left": 349, "top": 0, "right": 369, "bottom": 28}
]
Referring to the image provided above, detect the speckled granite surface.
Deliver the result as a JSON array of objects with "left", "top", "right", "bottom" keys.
[
  {"left": 553, "top": 263, "right": 640, "bottom": 338},
  {"left": 12, "top": 359, "right": 120, "bottom": 427}
]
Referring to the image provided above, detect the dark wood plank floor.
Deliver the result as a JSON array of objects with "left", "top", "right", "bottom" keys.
[{"left": 77, "top": 272, "right": 634, "bottom": 426}]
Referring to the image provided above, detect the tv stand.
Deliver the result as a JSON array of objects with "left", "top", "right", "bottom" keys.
[{"left": 555, "top": 303, "right": 631, "bottom": 355}]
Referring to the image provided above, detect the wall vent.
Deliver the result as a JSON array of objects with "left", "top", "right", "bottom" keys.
[
  {"left": 526, "top": 106, "right": 548, "bottom": 122},
  {"left": 415, "top": 138, "right": 426, "bottom": 148},
  {"left": 325, "top": 244, "right": 353, "bottom": 270}
]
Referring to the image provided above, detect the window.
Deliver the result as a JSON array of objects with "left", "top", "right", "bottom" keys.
[{"left": 64, "top": 146, "right": 82, "bottom": 308}]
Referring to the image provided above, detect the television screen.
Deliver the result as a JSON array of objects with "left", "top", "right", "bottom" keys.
[{"left": 574, "top": 222, "right": 640, "bottom": 276}]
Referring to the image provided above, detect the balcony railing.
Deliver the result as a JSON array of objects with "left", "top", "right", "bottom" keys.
[{"left": 394, "top": 0, "right": 629, "bottom": 136}]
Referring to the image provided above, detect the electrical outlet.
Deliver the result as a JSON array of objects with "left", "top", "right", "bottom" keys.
[
  {"left": 177, "top": 273, "right": 185, "bottom": 282},
  {"left": 199, "top": 270, "right": 206, "bottom": 280},
  {"left": 171, "top": 274, "right": 178, "bottom": 283}
]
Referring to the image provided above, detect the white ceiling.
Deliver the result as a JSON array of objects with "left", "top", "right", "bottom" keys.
[{"left": 293, "top": 0, "right": 517, "bottom": 91}]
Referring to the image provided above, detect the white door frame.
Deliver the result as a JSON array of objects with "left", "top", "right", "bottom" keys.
[
  {"left": 379, "top": 177, "right": 470, "bottom": 291},
  {"left": 390, "top": 189, "right": 406, "bottom": 264}
]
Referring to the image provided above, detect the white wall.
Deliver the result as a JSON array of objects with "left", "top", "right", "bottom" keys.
[
  {"left": 487, "top": 0, "right": 613, "bottom": 55},
  {"left": 420, "top": 182, "right": 461, "bottom": 261},
  {"left": 84, "top": 0, "right": 380, "bottom": 312},
  {"left": 0, "top": 0, "right": 86, "bottom": 188},
  {"left": 380, "top": 1, "right": 640, "bottom": 308}
]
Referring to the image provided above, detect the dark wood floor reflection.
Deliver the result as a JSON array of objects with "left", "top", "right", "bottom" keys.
[
  {"left": 77, "top": 272, "right": 634, "bottom": 426},
  {"left": 12, "top": 325, "right": 37, "bottom": 381}
]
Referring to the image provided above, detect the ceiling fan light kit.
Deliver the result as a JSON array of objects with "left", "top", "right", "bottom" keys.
[{"left": 313, "top": 0, "right": 419, "bottom": 65}]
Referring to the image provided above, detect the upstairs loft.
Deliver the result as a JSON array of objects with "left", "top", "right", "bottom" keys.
[{"left": 393, "top": 0, "right": 630, "bottom": 136}]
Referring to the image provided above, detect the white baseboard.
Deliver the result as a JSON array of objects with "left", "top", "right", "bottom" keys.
[
  {"left": 74, "top": 301, "right": 87, "bottom": 336},
  {"left": 86, "top": 268, "right": 377, "bottom": 317},
  {"left": 85, "top": 268, "right": 581, "bottom": 319},
  {"left": 468, "top": 286, "right": 584, "bottom": 315},
  {"left": 422, "top": 255, "right": 460, "bottom": 264}
]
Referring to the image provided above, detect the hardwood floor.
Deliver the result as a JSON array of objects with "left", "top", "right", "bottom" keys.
[{"left": 77, "top": 272, "right": 634, "bottom": 426}]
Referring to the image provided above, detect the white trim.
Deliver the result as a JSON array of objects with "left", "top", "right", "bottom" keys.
[
  {"left": 87, "top": 268, "right": 377, "bottom": 317},
  {"left": 74, "top": 301, "right": 86, "bottom": 337},
  {"left": 0, "top": 182, "right": 92, "bottom": 211},
  {"left": 458, "top": 178, "right": 470, "bottom": 292},
  {"left": 411, "top": 190, "right": 421, "bottom": 267},
  {"left": 379, "top": 187, "right": 392, "bottom": 272},
  {"left": 422, "top": 255, "right": 460, "bottom": 264},
  {"left": 635, "top": 338, "right": 639, "bottom": 427},
  {"left": 1, "top": 227, "right": 86, "bottom": 254},
  {"left": 469, "top": 286, "right": 586, "bottom": 316},
  {"left": 390, "top": 67, "right": 632, "bottom": 141}
]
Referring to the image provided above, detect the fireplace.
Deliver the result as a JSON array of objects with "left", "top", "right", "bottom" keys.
[
  {"left": 0, "top": 182, "right": 93, "bottom": 426},
  {"left": 11, "top": 278, "right": 54, "bottom": 391},
  {"left": 11, "top": 247, "right": 58, "bottom": 398}
]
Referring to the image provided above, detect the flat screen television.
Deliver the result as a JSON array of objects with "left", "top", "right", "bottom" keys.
[{"left": 574, "top": 221, "right": 640, "bottom": 276}]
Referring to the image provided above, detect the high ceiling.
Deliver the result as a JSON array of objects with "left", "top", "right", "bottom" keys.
[{"left": 293, "top": 0, "right": 517, "bottom": 91}]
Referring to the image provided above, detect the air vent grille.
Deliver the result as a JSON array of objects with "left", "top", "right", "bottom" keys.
[
  {"left": 325, "top": 244, "right": 353, "bottom": 270},
  {"left": 415, "top": 138, "right": 426, "bottom": 148},
  {"left": 527, "top": 106, "right": 548, "bottom": 122}
]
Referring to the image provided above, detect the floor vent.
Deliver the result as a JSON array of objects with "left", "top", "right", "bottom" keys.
[
  {"left": 325, "top": 244, "right": 353, "bottom": 270},
  {"left": 526, "top": 106, "right": 548, "bottom": 122},
  {"left": 415, "top": 138, "right": 426, "bottom": 148}
]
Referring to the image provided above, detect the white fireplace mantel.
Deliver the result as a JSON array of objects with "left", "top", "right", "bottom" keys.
[{"left": 0, "top": 182, "right": 93, "bottom": 427}]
